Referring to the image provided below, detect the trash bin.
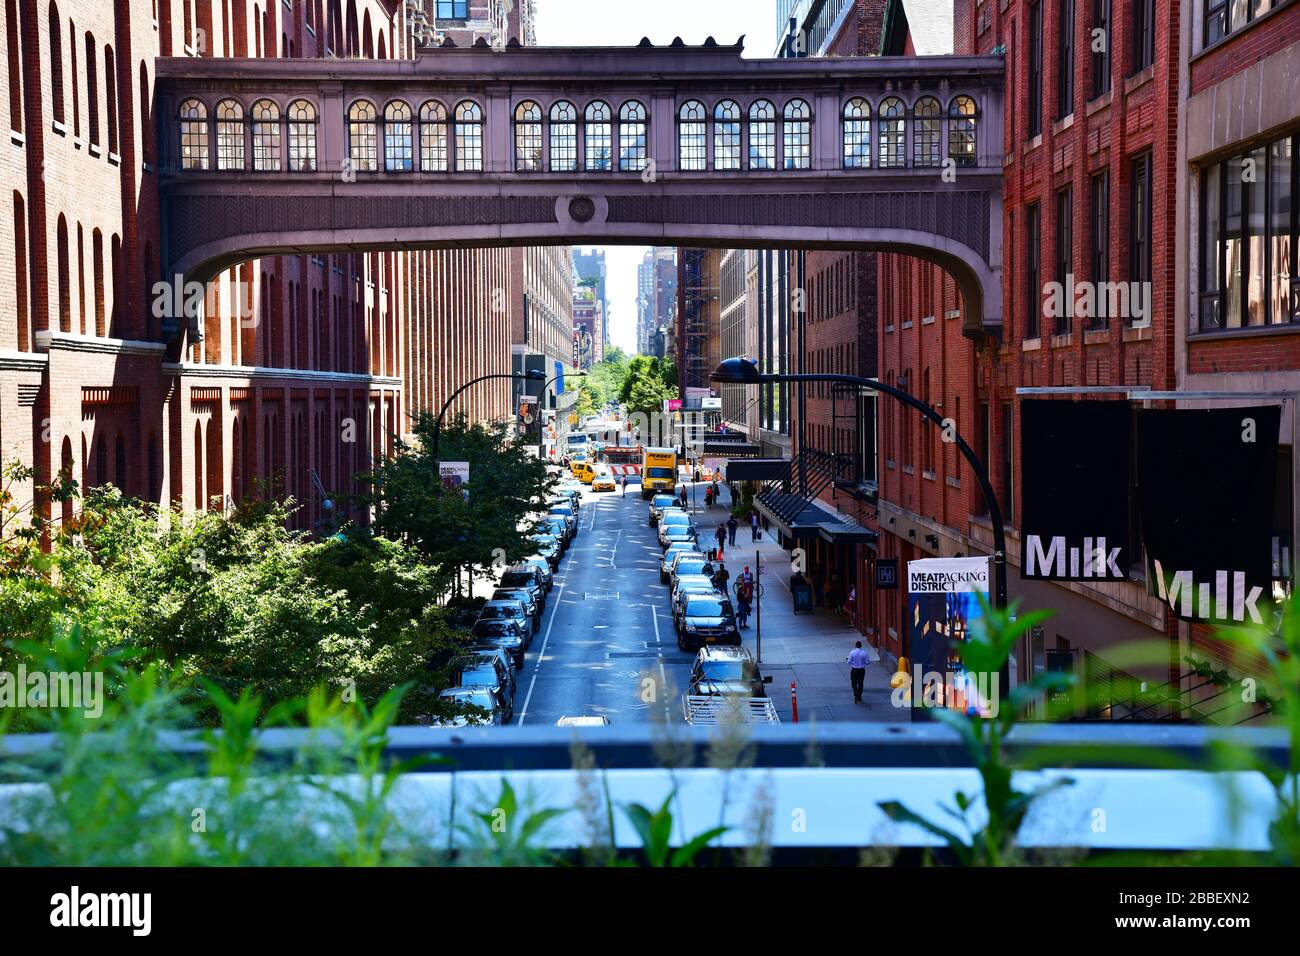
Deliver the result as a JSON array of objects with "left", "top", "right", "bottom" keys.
[{"left": 791, "top": 580, "right": 814, "bottom": 615}]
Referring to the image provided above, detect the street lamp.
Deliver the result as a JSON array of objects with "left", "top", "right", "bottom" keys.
[
  {"left": 431, "top": 369, "right": 546, "bottom": 463},
  {"left": 710, "top": 356, "right": 1008, "bottom": 611}
]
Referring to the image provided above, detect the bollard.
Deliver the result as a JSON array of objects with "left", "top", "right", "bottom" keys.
[{"left": 790, "top": 681, "right": 799, "bottom": 724}]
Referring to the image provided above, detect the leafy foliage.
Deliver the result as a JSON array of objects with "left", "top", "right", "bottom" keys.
[
  {"left": 878, "top": 597, "right": 1074, "bottom": 866},
  {"left": 365, "top": 412, "right": 553, "bottom": 586}
]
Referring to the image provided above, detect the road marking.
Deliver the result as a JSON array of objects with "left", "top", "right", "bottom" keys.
[{"left": 517, "top": 575, "right": 566, "bottom": 726}]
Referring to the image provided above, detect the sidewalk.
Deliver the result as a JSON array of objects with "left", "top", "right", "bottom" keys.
[{"left": 687, "top": 488, "right": 906, "bottom": 724}]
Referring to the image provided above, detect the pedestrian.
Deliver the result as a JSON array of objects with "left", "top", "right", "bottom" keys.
[
  {"left": 847, "top": 641, "right": 870, "bottom": 704},
  {"left": 736, "top": 582, "right": 752, "bottom": 629},
  {"left": 844, "top": 586, "right": 857, "bottom": 627},
  {"left": 712, "top": 560, "right": 730, "bottom": 594},
  {"left": 714, "top": 523, "right": 727, "bottom": 557},
  {"left": 693, "top": 466, "right": 702, "bottom": 485},
  {"left": 704, "top": 484, "right": 714, "bottom": 508},
  {"left": 679, "top": 485, "right": 688, "bottom": 511},
  {"left": 726, "top": 514, "right": 738, "bottom": 546},
  {"left": 620, "top": 472, "right": 627, "bottom": 497},
  {"left": 750, "top": 511, "right": 760, "bottom": 542}
]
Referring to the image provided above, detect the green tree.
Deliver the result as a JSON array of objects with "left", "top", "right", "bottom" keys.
[{"left": 365, "top": 412, "right": 553, "bottom": 590}]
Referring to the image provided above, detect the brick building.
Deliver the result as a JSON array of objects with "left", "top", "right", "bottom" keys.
[
  {"left": 1175, "top": 0, "right": 1300, "bottom": 686},
  {"left": 0, "top": 1, "right": 519, "bottom": 536}
]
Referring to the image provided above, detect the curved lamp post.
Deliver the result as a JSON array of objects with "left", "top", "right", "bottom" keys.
[
  {"left": 710, "top": 356, "right": 1008, "bottom": 611},
  {"left": 431, "top": 368, "right": 546, "bottom": 463}
]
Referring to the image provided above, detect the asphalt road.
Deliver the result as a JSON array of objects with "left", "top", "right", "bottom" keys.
[{"left": 515, "top": 479, "right": 705, "bottom": 727}]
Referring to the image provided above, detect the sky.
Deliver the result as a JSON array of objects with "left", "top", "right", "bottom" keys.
[{"left": 535, "top": 1, "right": 779, "bottom": 356}]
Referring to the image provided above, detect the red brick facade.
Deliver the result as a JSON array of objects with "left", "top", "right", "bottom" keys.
[{"left": 1, "top": 1, "right": 513, "bottom": 534}]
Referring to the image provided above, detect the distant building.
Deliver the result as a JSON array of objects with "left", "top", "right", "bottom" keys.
[{"left": 572, "top": 249, "right": 609, "bottom": 350}]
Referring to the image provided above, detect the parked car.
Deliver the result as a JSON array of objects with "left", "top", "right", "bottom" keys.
[
  {"left": 466, "top": 647, "right": 517, "bottom": 695},
  {"left": 657, "top": 510, "right": 697, "bottom": 547},
  {"left": 493, "top": 587, "right": 540, "bottom": 625},
  {"left": 660, "top": 543, "right": 703, "bottom": 584},
  {"left": 501, "top": 564, "right": 549, "bottom": 603},
  {"left": 540, "top": 516, "right": 572, "bottom": 550},
  {"left": 648, "top": 494, "right": 676, "bottom": 526},
  {"left": 457, "top": 652, "right": 516, "bottom": 721},
  {"left": 677, "top": 593, "right": 740, "bottom": 651},
  {"left": 671, "top": 574, "right": 723, "bottom": 629},
  {"left": 477, "top": 599, "right": 534, "bottom": 645},
  {"left": 659, "top": 527, "right": 698, "bottom": 552},
  {"left": 547, "top": 502, "right": 579, "bottom": 539},
  {"left": 471, "top": 619, "right": 526, "bottom": 667},
  {"left": 530, "top": 534, "right": 561, "bottom": 568},
  {"left": 520, "top": 557, "right": 554, "bottom": 592},
  {"left": 434, "top": 686, "right": 506, "bottom": 726},
  {"left": 668, "top": 552, "right": 716, "bottom": 587},
  {"left": 554, "top": 482, "right": 583, "bottom": 508},
  {"left": 688, "top": 646, "right": 772, "bottom": 697}
]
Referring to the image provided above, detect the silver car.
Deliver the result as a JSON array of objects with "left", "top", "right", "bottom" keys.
[
  {"left": 478, "top": 599, "right": 534, "bottom": 645},
  {"left": 435, "top": 686, "right": 505, "bottom": 726}
]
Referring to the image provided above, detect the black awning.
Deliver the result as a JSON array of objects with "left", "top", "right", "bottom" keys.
[
  {"left": 724, "top": 458, "right": 790, "bottom": 482},
  {"left": 755, "top": 494, "right": 878, "bottom": 545}
]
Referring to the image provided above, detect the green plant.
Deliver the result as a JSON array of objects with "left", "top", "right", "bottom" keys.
[
  {"left": 456, "top": 778, "right": 568, "bottom": 866},
  {"left": 1212, "top": 594, "right": 1300, "bottom": 865},
  {"left": 621, "top": 791, "right": 728, "bottom": 867},
  {"left": 879, "top": 598, "right": 1074, "bottom": 866}
]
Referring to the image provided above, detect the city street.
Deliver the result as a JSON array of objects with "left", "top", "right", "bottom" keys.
[{"left": 516, "top": 480, "right": 695, "bottom": 726}]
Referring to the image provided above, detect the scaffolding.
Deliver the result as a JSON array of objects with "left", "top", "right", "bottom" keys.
[{"left": 677, "top": 249, "right": 721, "bottom": 392}]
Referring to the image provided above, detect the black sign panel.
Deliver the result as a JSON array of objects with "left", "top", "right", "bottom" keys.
[
  {"left": 1020, "top": 400, "right": 1133, "bottom": 582},
  {"left": 1137, "top": 406, "right": 1280, "bottom": 626},
  {"left": 876, "top": 558, "right": 899, "bottom": 590}
]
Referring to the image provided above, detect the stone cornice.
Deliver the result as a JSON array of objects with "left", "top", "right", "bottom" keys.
[
  {"left": 34, "top": 331, "right": 167, "bottom": 356},
  {"left": 162, "top": 362, "right": 402, "bottom": 388},
  {"left": 0, "top": 349, "right": 49, "bottom": 371}
]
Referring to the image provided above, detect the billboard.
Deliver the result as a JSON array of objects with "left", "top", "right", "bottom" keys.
[
  {"left": 903, "top": 557, "right": 997, "bottom": 717},
  {"left": 1137, "top": 406, "right": 1280, "bottom": 625},
  {"left": 439, "top": 461, "right": 469, "bottom": 493},
  {"left": 1020, "top": 400, "right": 1133, "bottom": 582}
]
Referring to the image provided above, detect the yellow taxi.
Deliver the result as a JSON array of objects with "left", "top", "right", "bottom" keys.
[
  {"left": 571, "top": 460, "right": 596, "bottom": 483},
  {"left": 591, "top": 466, "right": 617, "bottom": 492}
]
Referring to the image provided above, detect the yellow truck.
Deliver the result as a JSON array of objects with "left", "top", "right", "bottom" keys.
[{"left": 640, "top": 447, "right": 678, "bottom": 500}]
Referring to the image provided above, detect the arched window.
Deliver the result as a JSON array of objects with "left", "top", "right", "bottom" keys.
[
  {"left": 877, "top": 96, "right": 905, "bottom": 168},
  {"left": 215, "top": 99, "right": 243, "bottom": 170},
  {"left": 678, "top": 100, "right": 706, "bottom": 171},
  {"left": 948, "top": 95, "right": 977, "bottom": 167},
  {"left": 782, "top": 98, "right": 811, "bottom": 170},
  {"left": 514, "top": 100, "right": 542, "bottom": 171},
  {"left": 618, "top": 100, "right": 647, "bottom": 172},
  {"left": 714, "top": 100, "right": 741, "bottom": 170},
  {"left": 178, "top": 98, "right": 209, "bottom": 170},
  {"left": 419, "top": 100, "right": 448, "bottom": 171},
  {"left": 454, "top": 100, "right": 482, "bottom": 171},
  {"left": 49, "top": 4, "right": 64, "bottom": 124},
  {"left": 383, "top": 100, "right": 413, "bottom": 171},
  {"left": 287, "top": 99, "right": 317, "bottom": 171},
  {"left": 913, "top": 96, "right": 941, "bottom": 167},
  {"left": 56, "top": 214, "right": 70, "bottom": 332},
  {"left": 85, "top": 33, "right": 98, "bottom": 146},
  {"left": 748, "top": 99, "right": 776, "bottom": 170},
  {"left": 250, "top": 98, "right": 281, "bottom": 171},
  {"left": 549, "top": 100, "right": 576, "bottom": 172},
  {"left": 842, "top": 97, "right": 870, "bottom": 169},
  {"left": 584, "top": 101, "right": 611, "bottom": 171},
  {"left": 348, "top": 99, "right": 378, "bottom": 171},
  {"left": 104, "top": 45, "right": 117, "bottom": 154}
]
